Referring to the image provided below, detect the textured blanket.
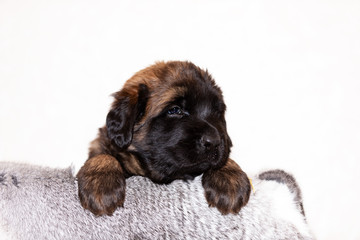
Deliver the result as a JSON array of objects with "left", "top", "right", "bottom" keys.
[{"left": 0, "top": 162, "right": 314, "bottom": 240}]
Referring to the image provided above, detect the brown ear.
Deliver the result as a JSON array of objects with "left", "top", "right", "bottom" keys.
[{"left": 106, "top": 84, "right": 149, "bottom": 150}]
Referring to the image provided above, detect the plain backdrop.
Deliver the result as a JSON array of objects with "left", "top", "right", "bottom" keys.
[{"left": 1, "top": 0, "right": 359, "bottom": 239}]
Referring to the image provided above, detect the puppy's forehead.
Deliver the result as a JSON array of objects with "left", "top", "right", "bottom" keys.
[
  {"left": 147, "top": 85, "right": 186, "bottom": 113},
  {"left": 126, "top": 61, "right": 223, "bottom": 117}
]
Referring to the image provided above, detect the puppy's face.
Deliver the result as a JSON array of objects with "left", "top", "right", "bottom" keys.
[{"left": 106, "top": 61, "right": 232, "bottom": 183}]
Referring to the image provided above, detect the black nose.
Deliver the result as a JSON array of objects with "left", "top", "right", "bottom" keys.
[{"left": 200, "top": 134, "right": 220, "bottom": 149}]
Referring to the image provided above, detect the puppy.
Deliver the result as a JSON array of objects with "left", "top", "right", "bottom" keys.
[{"left": 77, "top": 61, "right": 251, "bottom": 216}]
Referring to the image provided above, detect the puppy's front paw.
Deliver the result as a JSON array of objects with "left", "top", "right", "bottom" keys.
[
  {"left": 77, "top": 154, "right": 126, "bottom": 216},
  {"left": 202, "top": 159, "right": 251, "bottom": 215}
]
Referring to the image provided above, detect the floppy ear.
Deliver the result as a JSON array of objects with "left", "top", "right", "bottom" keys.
[{"left": 106, "top": 84, "right": 149, "bottom": 149}]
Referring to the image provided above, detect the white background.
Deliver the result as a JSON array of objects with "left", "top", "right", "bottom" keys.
[{"left": 1, "top": 0, "right": 359, "bottom": 239}]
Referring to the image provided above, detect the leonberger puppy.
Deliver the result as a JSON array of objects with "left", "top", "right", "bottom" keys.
[{"left": 77, "top": 61, "right": 251, "bottom": 216}]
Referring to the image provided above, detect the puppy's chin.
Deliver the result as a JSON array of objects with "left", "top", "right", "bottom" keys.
[
  {"left": 147, "top": 163, "right": 209, "bottom": 184},
  {"left": 205, "top": 146, "right": 229, "bottom": 169},
  {"left": 193, "top": 139, "right": 230, "bottom": 172},
  {"left": 132, "top": 146, "right": 229, "bottom": 184}
]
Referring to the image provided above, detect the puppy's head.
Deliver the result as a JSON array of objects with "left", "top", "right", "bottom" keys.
[{"left": 106, "top": 61, "right": 232, "bottom": 183}]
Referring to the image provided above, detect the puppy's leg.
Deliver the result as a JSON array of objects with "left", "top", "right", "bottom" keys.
[
  {"left": 202, "top": 159, "right": 251, "bottom": 215},
  {"left": 76, "top": 154, "right": 125, "bottom": 216}
]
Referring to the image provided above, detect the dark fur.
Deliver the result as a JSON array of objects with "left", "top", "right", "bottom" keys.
[{"left": 77, "top": 61, "right": 251, "bottom": 216}]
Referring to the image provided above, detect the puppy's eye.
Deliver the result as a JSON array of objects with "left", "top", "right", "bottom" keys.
[{"left": 167, "top": 106, "right": 183, "bottom": 115}]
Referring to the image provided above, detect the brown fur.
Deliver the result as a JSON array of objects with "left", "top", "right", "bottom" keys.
[
  {"left": 77, "top": 154, "right": 126, "bottom": 216},
  {"left": 202, "top": 159, "right": 251, "bottom": 214}
]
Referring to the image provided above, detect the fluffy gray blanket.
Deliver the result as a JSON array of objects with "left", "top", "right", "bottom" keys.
[{"left": 0, "top": 162, "right": 314, "bottom": 240}]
